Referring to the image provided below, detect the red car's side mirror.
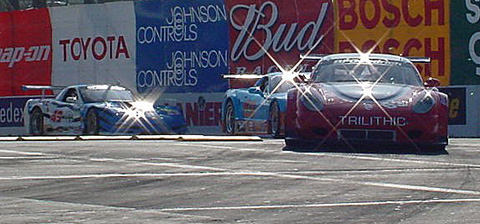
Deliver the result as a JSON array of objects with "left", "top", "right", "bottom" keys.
[{"left": 424, "top": 77, "right": 441, "bottom": 87}]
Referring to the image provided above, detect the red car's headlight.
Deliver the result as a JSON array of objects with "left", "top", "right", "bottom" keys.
[
  {"left": 413, "top": 91, "right": 435, "bottom": 114},
  {"left": 300, "top": 88, "right": 324, "bottom": 111}
]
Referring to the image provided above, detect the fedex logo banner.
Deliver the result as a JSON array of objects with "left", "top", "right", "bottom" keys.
[
  {"left": 135, "top": 0, "right": 229, "bottom": 94},
  {"left": 226, "top": 0, "right": 334, "bottom": 75}
]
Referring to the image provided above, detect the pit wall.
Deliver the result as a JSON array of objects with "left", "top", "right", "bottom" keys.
[{"left": 0, "top": 0, "right": 479, "bottom": 137}]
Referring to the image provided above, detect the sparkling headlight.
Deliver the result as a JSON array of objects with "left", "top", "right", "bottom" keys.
[
  {"left": 413, "top": 92, "right": 435, "bottom": 114},
  {"left": 144, "top": 111, "right": 158, "bottom": 117},
  {"left": 300, "top": 88, "right": 324, "bottom": 111}
]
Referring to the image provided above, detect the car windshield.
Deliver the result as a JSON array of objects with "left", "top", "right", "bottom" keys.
[
  {"left": 312, "top": 59, "right": 423, "bottom": 86},
  {"left": 269, "top": 75, "right": 295, "bottom": 93},
  {"left": 79, "top": 86, "right": 134, "bottom": 103}
]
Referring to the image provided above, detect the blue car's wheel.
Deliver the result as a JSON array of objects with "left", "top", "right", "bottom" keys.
[
  {"left": 85, "top": 109, "right": 99, "bottom": 135},
  {"left": 224, "top": 101, "right": 236, "bottom": 135}
]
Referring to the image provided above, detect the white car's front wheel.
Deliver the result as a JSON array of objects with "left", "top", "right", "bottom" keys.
[{"left": 85, "top": 109, "right": 100, "bottom": 135}]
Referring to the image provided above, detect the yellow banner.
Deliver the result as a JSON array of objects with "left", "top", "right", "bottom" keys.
[{"left": 334, "top": 0, "right": 450, "bottom": 85}]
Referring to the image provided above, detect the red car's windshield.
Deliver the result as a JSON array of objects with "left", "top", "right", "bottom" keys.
[{"left": 312, "top": 60, "right": 423, "bottom": 86}]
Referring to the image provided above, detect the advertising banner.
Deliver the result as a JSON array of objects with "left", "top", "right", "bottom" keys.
[
  {"left": 50, "top": 2, "right": 137, "bottom": 92},
  {"left": 225, "top": 0, "right": 334, "bottom": 77},
  {"left": 439, "top": 87, "right": 467, "bottom": 125},
  {"left": 0, "top": 97, "right": 32, "bottom": 127},
  {"left": 450, "top": 1, "right": 480, "bottom": 85},
  {"left": 135, "top": 0, "right": 230, "bottom": 94},
  {"left": 335, "top": 0, "right": 450, "bottom": 86},
  {"left": 0, "top": 9, "right": 52, "bottom": 96}
]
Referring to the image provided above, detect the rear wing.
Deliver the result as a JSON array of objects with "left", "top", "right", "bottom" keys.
[
  {"left": 22, "top": 85, "right": 64, "bottom": 98},
  {"left": 300, "top": 54, "right": 431, "bottom": 63},
  {"left": 406, "top": 57, "right": 431, "bottom": 63},
  {"left": 300, "top": 54, "right": 326, "bottom": 60},
  {"left": 222, "top": 74, "right": 264, "bottom": 79}
]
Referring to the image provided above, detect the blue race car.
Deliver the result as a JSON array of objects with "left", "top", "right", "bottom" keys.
[
  {"left": 23, "top": 84, "right": 187, "bottom": 135},
  {"left": 221, "top": 72, "right": 308, "bottom": 137}
]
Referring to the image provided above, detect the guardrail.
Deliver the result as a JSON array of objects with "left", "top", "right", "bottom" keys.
[{"left": 0, "top": 135, "right": 263, "bottom": 141}]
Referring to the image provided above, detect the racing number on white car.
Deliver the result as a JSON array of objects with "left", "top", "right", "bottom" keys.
[{"left": 50, "top": 110, "right": 63, "bottom": 122}]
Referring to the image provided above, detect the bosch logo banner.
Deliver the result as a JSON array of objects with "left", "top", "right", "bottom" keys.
[
  {"left": 336, "top": 0, "right": 450, "bottom": 85},
  {"left": 0, "top": 46, "right": 50, "bottom": 68},
  {"left": 135, "top": 0, "right": 229, "bottom": 94},
  {"left": 226, "top": 0, "right": 334, "bottom": 75},
  {"left": 58, "top": 36, "right": 130, "bottom": 62}
]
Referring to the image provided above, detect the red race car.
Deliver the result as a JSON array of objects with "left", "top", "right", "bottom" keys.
[{"left": 284, "top": 53, "right": 448, "bottom": 151}]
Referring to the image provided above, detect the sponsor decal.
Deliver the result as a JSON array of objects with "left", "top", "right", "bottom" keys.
[
  {"left": 339, "top": 115, "right": 407, "bottom": 127},
  {"left": 183, "top": 100, "right": 221, "bottom": 126},
  {"left": 0, "top": 46, "right": 50, "bottom": 68},
  {"left": 0, "top": 97, "right": 31, "bottom": 127},
  {"left": 135, "top": 0, "right": 229, "bottom": 93},
  {"left": 439, "top": 87, "right": 466, "bottom": 125},
  {"left": 58, "top": 36, "right": 130, "bottom": 62}
]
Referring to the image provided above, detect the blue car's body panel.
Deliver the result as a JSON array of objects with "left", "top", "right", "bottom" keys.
[
  {"left": 221, "top": 72, "right": 292, "bottom": 135},
  {"left": 24, "top": 84, "right": 187, "bottom": 135}
]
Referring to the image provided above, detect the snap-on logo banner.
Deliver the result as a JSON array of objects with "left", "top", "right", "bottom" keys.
[
  {"left": 0, "top": 9, "right": 52, "bottom": 96},
  {"left": 135, "top": 0, "right": 229, "bottom": 94}
]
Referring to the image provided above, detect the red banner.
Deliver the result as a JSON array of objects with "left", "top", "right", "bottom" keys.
[
  {"left": 226, "top": 0, "right": 334, "bottom": 77},
  {"left": 0, "top": 9, "right": 52, "bottom": 96}
]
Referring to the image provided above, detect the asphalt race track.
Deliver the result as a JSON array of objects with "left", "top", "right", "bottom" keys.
[{"left": 0, "top": 138, "right": 479, "bottom": 223}]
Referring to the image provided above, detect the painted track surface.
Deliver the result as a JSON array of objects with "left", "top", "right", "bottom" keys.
[{"left": 0, "top": 138, "right": 479, "bottom": 223}]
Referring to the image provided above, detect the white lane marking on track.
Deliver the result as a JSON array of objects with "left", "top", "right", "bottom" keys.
[
  {"left": 161, "top": 198, "right": 480, "bottom": 211},
  {"left": 1, "top": 146, "right": 480, "bottom": 196},
  {"left": 0, "top": 149, "right": 46, "bottom": 156},
  {"left": 2, "top": 170, "right": 480, "bottom": 196},
  {"left": 178, "top": 142, "right": 480, "bottom": 168}
]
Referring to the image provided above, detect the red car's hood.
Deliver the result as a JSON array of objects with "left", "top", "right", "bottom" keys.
[{"left": 313, "top": 82, "right": 420, "bottom": 101}]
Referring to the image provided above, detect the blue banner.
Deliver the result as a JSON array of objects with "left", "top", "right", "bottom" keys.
[
  {"left": 0, "top": 97, "right": 31, "bottom": 127},
  {"left": 439, "top": 87, "right": 466, "bottom": 125},
  {"left": 135, "top": 0, "right": 229, "bottom": 94}
]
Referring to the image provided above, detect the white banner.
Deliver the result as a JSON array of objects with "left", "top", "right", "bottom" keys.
[{"left": 50, "top": 2, "right": 137, "bottom": 92}]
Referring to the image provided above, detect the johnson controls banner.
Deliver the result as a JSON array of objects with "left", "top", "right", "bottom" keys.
[{"left": 135, "top": 0, "right": 230, "bottom": 94}]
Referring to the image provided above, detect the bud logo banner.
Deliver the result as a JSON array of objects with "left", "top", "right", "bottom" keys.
[{"left": 226, "top": 0, "right": 334, "bottom": 75}]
